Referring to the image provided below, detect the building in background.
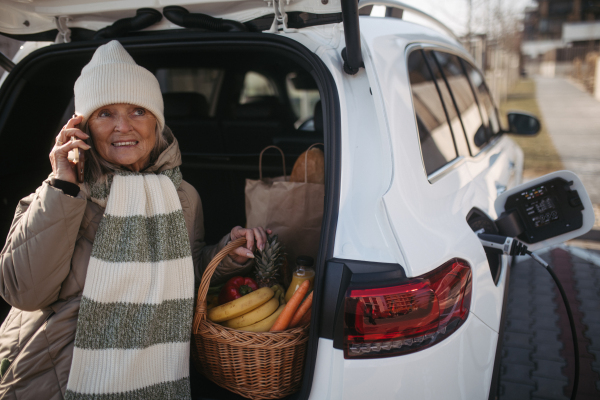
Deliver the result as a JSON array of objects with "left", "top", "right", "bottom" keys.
[
  {"left": 521, "top": 0, "right": 600, "bottom": 96},
  {"left": 524, "top": 0, "right": 600, "bottom": 41},
  {"left": 522, "top": 0, "right": 600, "bottom": 58}
]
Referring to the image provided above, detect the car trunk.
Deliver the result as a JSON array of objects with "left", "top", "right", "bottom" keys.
[{"left": 0, "top": 32, "right": 341, "bottom": 400}]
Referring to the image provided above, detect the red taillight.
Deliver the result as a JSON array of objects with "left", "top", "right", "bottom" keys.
[{"left": 344, "top": 259, "right": 472, "bottom": 359}]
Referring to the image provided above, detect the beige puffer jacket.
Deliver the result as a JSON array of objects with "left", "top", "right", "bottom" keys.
[{"left": 0, "top": 139, "right": 251, "bottom": 399}]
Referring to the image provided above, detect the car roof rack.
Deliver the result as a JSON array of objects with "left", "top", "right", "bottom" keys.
[{"left": 357, "top": 0, "right": 459, "bottom": 41}]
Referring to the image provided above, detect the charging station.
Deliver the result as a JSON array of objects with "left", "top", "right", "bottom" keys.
[{"left": 494, "top": 170, "right": 595, "bottom": 251}]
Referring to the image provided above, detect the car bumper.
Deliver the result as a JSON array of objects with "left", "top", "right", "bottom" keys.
[{"left": 309, "top": 311, "right": 497, "bottom": 399}]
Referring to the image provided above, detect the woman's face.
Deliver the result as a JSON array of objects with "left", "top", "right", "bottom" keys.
[{"left": 87, "top": 103, "right": 157, "bottom": 172}]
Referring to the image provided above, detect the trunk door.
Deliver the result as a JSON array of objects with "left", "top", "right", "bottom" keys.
[{"left": 0, "top": 0, "right": 342, "bottom": 38}]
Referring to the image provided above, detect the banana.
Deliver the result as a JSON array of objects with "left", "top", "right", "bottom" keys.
[
  {"left": 239, "top": 304, "right": 285, "bottom": 332},
  {"left": 273, "top": 291, "right": 281, "bottom": 306},
  {"left": 279, "top": 290, "right": 286, "bottom": 305},
  {"left": 271, "top": 284, "right": 283, "bottom": 293},
  {"left": 272, "top": 286, "right": 282, "bottom": 303},
  {"left": 223, "top": 297, "right": 279, "bottom": 329},
  {"left": 208, "top": 287, "right": 274, "bottom": 322}
]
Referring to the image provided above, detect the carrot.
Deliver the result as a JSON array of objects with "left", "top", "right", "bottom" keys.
[
  {"left": 270, "top": 280, "right": 310, "bottom": 332},
  {"left": 289, "top": 292, "right": 313, "bottom": 328},
  {"left": 298, "top": 308, "right": 311, "bottom": 326}
]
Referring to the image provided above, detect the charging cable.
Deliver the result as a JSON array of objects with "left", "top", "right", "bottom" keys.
[{"left": 477, "top": 232, "right": 579, "bottom": 400}]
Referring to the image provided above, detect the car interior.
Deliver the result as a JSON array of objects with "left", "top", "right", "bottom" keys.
[{"left": 0, "top": 44, "right": 324, "bottom": 361}]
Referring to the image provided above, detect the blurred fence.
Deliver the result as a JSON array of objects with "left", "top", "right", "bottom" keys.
[
  {"left": 526, "top": 45, "right": 600, "bottom": 98},
  {"left": 572, "top": 52, "right": 599, "bottom": 93},
  {"left": 484, "top": 48, "right": 521, "bottom": 106},
  {"left": 462, "top": 35, "right": 521, "bottom": 105}
]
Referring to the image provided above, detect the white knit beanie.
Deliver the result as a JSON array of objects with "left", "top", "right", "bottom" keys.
[{"left": 74, "top": 40, "right": 164, "bottom": 132}]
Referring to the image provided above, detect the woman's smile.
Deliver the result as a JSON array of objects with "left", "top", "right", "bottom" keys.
[{"left": 112, "top": 140, "right": 138, "bottom": 147}]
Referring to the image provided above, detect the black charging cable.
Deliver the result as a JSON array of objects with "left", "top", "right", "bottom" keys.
[{"left": 477, "top": 232, "right": 579, "bottom": 400}]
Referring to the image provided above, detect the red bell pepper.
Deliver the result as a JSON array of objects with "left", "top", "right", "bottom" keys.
[{"left": 218, "top": 276, "right": 259, "bottom": 304}]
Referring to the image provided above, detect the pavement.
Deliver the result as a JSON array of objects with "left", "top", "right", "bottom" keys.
[
  {"left": 533, "top": 77, "right": 600, "bottom": 205},
  {"left": 498, "top": 246, "right": 600, "bottom": 400}
]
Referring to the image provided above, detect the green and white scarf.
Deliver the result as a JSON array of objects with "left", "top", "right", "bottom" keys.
[{"left": 66, "top": 167, "right": 194, "bottom": 400}]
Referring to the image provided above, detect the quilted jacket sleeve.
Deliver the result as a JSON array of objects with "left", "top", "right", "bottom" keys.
[{"left": 0, "top": 182, "right": 87, "bottom": 311}]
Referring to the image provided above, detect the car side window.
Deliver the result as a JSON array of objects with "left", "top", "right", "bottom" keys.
[
  {"left": 286, "top": 72, "right": 320, "bottom": 129},
  {"left": 433, "top": 51, "right": 489, "bottom": 154},
  {"left": 407, "top": 49, "right": 457, "bottom": 176},
  {"left": 461, "top": 61, "right": 501, "bottom": 136},
  {"left": 155, "top": 68, "right": 224, "bottom": 117}
]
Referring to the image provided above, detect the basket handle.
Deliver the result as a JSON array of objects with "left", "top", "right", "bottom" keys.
[
  {"left": 303, "top": 143, "right": 324, "bottom": 183},
  {"left": 259, "top": 145, "right": 286, "bottom": 181},
  {"left": 193, "top": 237, "right": 247, "bottom": 332}
]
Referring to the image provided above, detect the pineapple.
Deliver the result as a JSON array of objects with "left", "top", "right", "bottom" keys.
[{"left": 254, "top": 234, "right": 286, "bottom": 288}]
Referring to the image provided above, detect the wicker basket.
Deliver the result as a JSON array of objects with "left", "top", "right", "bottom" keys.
[{"left": 192, "top": 237, "right": 310, "bottom": 400}]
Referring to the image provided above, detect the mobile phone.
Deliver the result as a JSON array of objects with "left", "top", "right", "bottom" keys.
[
  {"left": 68, "top": 136, "right": 85, "bottom": 183},
  {"left": 70, "top": 115, "right": 85, "bottom": 183}
]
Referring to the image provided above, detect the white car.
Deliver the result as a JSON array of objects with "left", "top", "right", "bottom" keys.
[{"left": 0, "top": 1, "right": 594, "bottom": 399}]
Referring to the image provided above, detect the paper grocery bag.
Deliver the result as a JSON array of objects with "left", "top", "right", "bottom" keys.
[{"left": 245, "top": 145, "right": 324, "bottom": 286}]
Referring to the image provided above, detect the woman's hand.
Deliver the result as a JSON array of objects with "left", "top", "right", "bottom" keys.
[
  {"left": 50, "top": 116, "right": 91, "bottom": 184},
  {"left": 229, "top": 226, "right": 272, "bottom": 264}
]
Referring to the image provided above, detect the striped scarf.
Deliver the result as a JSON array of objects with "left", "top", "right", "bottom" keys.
[{"left": 66, "top": 167, "right": 194, "bottom": 400}]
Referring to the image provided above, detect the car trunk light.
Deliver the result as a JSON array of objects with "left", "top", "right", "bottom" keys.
[{"left": 344, "top": 259, "right": 472, "bottom": 359}]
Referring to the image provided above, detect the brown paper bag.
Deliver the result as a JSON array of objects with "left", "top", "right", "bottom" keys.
[{"left": 245, "top": 145, "right": 324, "bottom": 286}]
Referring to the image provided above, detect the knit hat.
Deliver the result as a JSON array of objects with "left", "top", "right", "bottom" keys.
[{"left": 74, "top": 40, "right": 164, "bottom": 132}]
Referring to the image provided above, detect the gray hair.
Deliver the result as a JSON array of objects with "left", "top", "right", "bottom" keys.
[{"left": 84, "top": 123, "right": 172, "bottom": 183}]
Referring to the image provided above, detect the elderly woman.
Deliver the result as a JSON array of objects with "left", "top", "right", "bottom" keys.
[{"left": 0, "top": 40, "right": 267, "bottom": 399}]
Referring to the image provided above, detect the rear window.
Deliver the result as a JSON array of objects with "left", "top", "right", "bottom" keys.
[
  {"left": 407, "top": 49, "right": 457, "bottom": 175},
  {"left": 433, "top": 51, "right": 488, "bottom": 154},
  {"left": 422, "top": 51, "right": 470, "bottom": 157}
]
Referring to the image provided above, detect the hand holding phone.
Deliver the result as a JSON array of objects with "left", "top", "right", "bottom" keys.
[{"left": 51, "top": 115, "right": 90, "bottom": 185}]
